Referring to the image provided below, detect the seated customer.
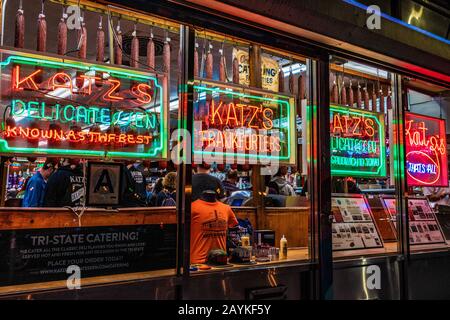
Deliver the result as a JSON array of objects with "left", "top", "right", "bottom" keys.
[
  {"left": 156, "top": 172, "right": 177, "bottom": 206},
  {"left": 190, "top": 190, "right": 239, "bottom": 264}
]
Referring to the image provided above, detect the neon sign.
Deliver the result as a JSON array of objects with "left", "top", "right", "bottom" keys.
[
  {"left": 193, "top": 80, "right": 295, "bottom": 163},
  {"left": 330, "top": 105, "right": 386, "bottom": 177},
  {"left": 405, "top": 112, "right": 448, "bottom": 186},
  {"left": 0, "top": 49, "right": 167, "bottom": 159}
]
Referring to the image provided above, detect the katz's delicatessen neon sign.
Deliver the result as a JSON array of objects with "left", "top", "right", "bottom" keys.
[
  {"left": 405, "top": 112, "right": 448, "bottom": 187},
  {"left": 330, "top": 105, "right": 386, "bottom": 177},
  {"left": 193, "top": 81, "right": 295, "bottom": 163},
  {"left": 0, "top": 49, "right": 167, "bottom": 159}
]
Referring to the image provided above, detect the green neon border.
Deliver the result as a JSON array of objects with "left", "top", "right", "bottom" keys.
[
  {"left": 330, "top": 105, "right": 387, "bottom": 177},
  {"left": 0, "top": 53, "right": 166, "bottom": 159},
  {"left": 192, "top": 85, "right": 293, "bottom": 161}
]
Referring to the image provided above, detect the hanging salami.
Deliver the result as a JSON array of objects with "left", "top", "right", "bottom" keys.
[
  {"left": 57, "top": 9, "right": 67, "bottom": 56},
  {"left": 278, "top": 67, "right": 284, "bottom": 92},
  {"left": 96, "top": 17, "right": 105, "bottom": 62},
  {"left": 14, "top": 1, "right": 25, "bottom": 48},
  {"left": 130, "top": 24, "right": 139, "bottom": 68},
  {"left": 348, "top": 80, "right": 354, "bottom": 107},
  {"left": 147, "top": 30, "right": 155, "bottom": 70},
  {"left": 379, "top": 86, "right": 385, "bottom": 113},
  {"left": 219, "top": 49, "right": 226, "bottom": 82},
  {"left": 194, "top": 43, "right": 199, "bottom": 78},
  {"left": 372, "top": 84, "right": 378, "bottom": 112},
  {"left": 364, "top": 85, "right": 370, "bottom": 110},
  {"left": 299, "top": 71, "right": 306, "bottom": 100},
  {"left": 356, "top": 82, "right": 362, "bottom": 108},
  {"left": 331, "top": 80, "right": 338, "bottom": 104},
  {"left": 163, "top": 35, "right": 171, "bottom": 74},
  {"left": 37, "top": 2, "right": 47, "bottom": 52},
  {"left": 76, "top": 16, "right": 87, "bottom": 89},
  {"left": 205, "top": 42, "right": 213, "bottom": 79},
  {"left": 114, "top": 21, "right": 123, "bottom": 65},
  {"left": 289, "top": 66, "right": 294, "bottom": 94}
]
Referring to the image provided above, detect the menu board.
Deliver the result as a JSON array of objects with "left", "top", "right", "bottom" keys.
[
  {"left": 380, "top": 197, "right": 446, "bottom": 245},
  {"left": 331, "top": 195, "right": 384, "bottom": 251}
]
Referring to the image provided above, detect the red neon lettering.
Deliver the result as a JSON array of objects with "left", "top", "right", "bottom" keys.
[
  {"left": 103, "top": 79, "right": 124, "bottom": 101},
  {"left": 12, "top": 65, "right": 40, "bottom": 91},
  {"left": 79, "top": 74, "right": 101, "bottom": 95},
  {"left": 210, "top": 100, "right": 223, "bottom": 125},
  {"left": 51, "top": 72, "right": 72, "bottom": 92},
  {"left": 131, "top": 83, "right": 153, "bottom": 104}
]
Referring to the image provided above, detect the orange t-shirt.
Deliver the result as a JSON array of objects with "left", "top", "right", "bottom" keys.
[{"left": 190, "top": 199, "right": 239, "bottom": 264}]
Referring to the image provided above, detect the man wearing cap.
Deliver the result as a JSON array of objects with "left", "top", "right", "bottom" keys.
[{"left": 22, "top": 159, "right": 56, "bottom": 207}]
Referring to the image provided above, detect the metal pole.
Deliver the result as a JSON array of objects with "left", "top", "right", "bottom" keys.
[{"left": 175, "top": 24, "right": 194, "bottom": 295}]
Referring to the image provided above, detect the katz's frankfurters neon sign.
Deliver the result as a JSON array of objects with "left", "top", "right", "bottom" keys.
[
  {"left": 0, "top": 49, "right": 167, "bottom": 159},
  {"left": 330, "top": 105, "right": 386, "bottom": 177},
  {"left": 405, "top": 112, "right": 448, "bottom": 186},
  {"left": 193, "top": 81, "right": 295, "bottom": 163}
]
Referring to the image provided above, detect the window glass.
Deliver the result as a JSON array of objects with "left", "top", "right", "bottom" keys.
[
  {"left": 189, "top": 29, "right": 313, "bottom": 271},
  {"left": 0, "top": 0, "right": 179, "bottom": 292},
  {"left": 404, "top": 78, "right": 450, "bottom": 251},
  {"left": 329, "top": 57, "right": 400, "bottom": 258}
]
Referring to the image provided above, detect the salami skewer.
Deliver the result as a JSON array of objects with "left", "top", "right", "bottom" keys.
[
  {"left": 364, "top": 85, "right": 370, "bottom": 110},
  {"left": 57, "top": 9, "right": 68, "bottom": 56},
  {"left": 130, "top": 24, "right": 139, "bottom": 68},
  {"left": 114, "top": 21, "right": 123, "bottom": 65},
  {"left": 147, "top": 29, "right": 155, "bottom": 70},
  {"left": 205, "top": 42, "right": 213, "bottom": 79},
  {"left": 14, "top": 1, "right": 25, "bottom": 48}
]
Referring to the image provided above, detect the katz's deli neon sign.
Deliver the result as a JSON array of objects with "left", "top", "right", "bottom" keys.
[
  {"left": 193, "top": 81, "right": 295, "bottom": 163},
  {"left": 405, "top": 112, "right": 448, "bottom": 187},
  {"left": 330, "top": 105, "right": 386, "bottom": 177},
  {"left": 0, "top": 50, "right": 167, "bottom": 159}
]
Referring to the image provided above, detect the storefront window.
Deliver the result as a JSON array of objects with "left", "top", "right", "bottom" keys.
[
  {"left": 188, "top": 29, "right": 313, "bottom": 271},
  {"left": 403, "top": 78, "right": 450, "bottom": 251},
  {"left": 0, "top": 0, "right": 179, "bottom": 292},
  {"left": 329, "top": 57, "right": 401, "bottom": 258}
]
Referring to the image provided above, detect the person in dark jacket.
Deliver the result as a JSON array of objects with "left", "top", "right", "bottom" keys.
[
  {"left": 22, "top": 159, "right": 56, "bottom": 207},
  {"left": 222, "top": 170, "right": 240, "bottom": 197},
  {"left": 121, "top": 161, "right": 147, "bottom": 207},
  {"left": 156, "top": 172, "right": 177, "bottom": 206},
  {"left": 44, "top": 158, "right": 85, "bottom": 207}
]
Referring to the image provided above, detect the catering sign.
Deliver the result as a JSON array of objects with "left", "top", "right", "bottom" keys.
[
  {"left": 193, "top": 80, "right": 295, "bottom": 164},
  {"left": 0, "top": 49, "right": 167, "bottom": 159},
  {"left": 405, "top": 112, "right": 448, "bottom": 187},
  {"left": 330, "top": 105, "right": 386, "bottom": 177}
]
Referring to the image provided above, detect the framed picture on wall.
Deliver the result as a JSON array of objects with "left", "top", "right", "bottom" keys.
[{"left": 87, "top": 162, "right": 123, "bottom": 207}]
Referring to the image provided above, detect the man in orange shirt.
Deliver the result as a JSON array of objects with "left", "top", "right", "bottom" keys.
[{"left": 190, "top": 198, "right": 239, "bottom": 264}]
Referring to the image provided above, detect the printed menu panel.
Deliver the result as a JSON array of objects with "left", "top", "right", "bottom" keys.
[
  {"left": 380, "top": 197, "right": 446, "bottom": 245},
  {"left": 332, "top": 196, "right": 384, "bottom": 251}
]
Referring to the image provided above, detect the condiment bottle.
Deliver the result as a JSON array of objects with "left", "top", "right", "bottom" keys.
[{"left": 280, "top": 235, "right": 288, "bottom": 259}]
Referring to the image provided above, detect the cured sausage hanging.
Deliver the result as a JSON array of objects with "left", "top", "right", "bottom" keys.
[
  {"left": 219, "top": 48, "right": 226, "bottom": 82},
  {"left": 14, "top": 0, "right": 25, "bottom": 48},
  {"left": 356, "top": 82, "right": 362, "bottom": 108},
  {"left": 96, "top": 16, "right": 105, "bottom": 63},
  {"left": 372, "top": 84, "right": 377, "bottom": 112},
  {"left": 114, "top": 20, "right": 123, "bottom": 65},
  {"left": 205, "top": 42, "right": 213, "bottom": 79},
  {"left": 348, "top": 80, "right": 354, "bottom": 107},
  {"left": 130, "top": 24, "right": 139, "bottom": 68},
  {"left": 37, "top": 1, "right": 47, "bottom": 52},
  {"left": 147, "top": 29, "right": 155, "bottom": 70},
  {"left": 163, "top": 34, "right": 171, "bottom": 74},
  {"left": 331, "top": 77, "right": 338, "bottom": 103},
  {"left": 288, "top": 65, "right": 294, "bottom": 94},
  {"left": 278, "top": 67, "right": 284, "bottom": 92},
  {"left": 57, "top": 8, "right": 67, "bottom": 56},
  {"left": 76, "top": 14, "right": 87, "bottom": 89},
  {"left": 194, "top": 43, "right": 199, "bottom": 78},
  {"left": 298, "top": 71, "right": 306, "bottom": 101}
]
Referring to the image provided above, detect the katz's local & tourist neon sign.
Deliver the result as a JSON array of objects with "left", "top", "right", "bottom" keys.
[
  {"left": 0, "top": 49, "right": 167, "bottom": 159},
  {"left": 405, "top": 112, "right": 448, "bottom": 186},
  {"left": 330, "top": 105, "right": 386, "bottom": 177},
  {"left": 193, "top": 81, "right": 295, "bottom": 163}
]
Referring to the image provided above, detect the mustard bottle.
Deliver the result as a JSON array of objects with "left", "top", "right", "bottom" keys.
[{"left": 280, "top": 235, "right": 288, "bottom": 259}]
